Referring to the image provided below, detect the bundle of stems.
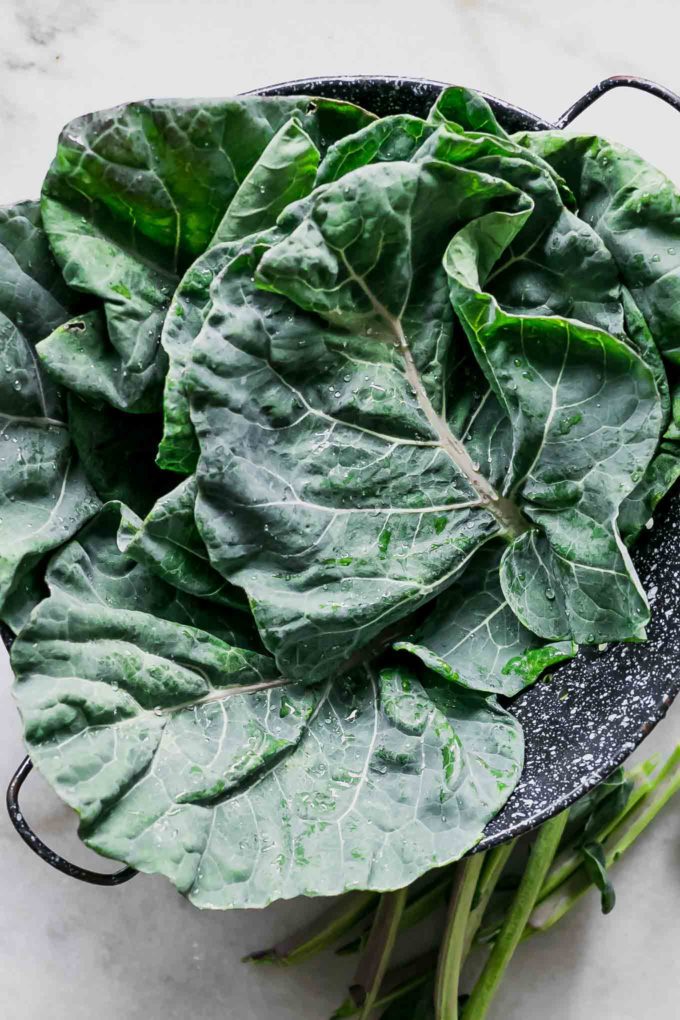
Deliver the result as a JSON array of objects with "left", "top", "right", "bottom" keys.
[{"left": 246, "top": 746, "right": 680, "bottom": 1019}]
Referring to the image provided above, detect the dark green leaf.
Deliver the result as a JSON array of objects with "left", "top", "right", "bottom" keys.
[
  {"left": 157, "top": 229, "right": 279, "bottom": 474},
  {"left": 428, "top": 86, "right": 506, "bottom": 137},
  {"left": 212, "top": 117, "right": 320, "bottom": 244},
  {"left": 394, "top": 541, "right": 575, "bottom": 696},
  {"left": 0, "top": 201, "right": 100, "bottom": 626},
  {"left": 67, "top": 393, "right": 174, "bottom": 516},
  {"left": 618, "top": 445, "right": 680, "bottom": 544},
  {"left": 445, "top": 195, "right": 661, "bottom": 643},
  {"left": 580, "top": 841, "right": 616, "bottom": 914},
  {"left": 39, "top": 96, "right": 373, "bottom": 412},
  {"left": 117, "top": 476, "right": 249, "bottom": 613},
  {"left": 187, "top": 145, "right": 660, "bottom": 680},
  {"left": 0, "top": 558, "right": 49, "bottom": 633},
  {"left": 13, "top": 535, "right": 522, "bottom": 907},
  {"left": 157, "top": 118, "right": 322, "bottom": 473},
  {"left": 188, "top": 154, "right": 520, "bottom": 681},
  {"left": 516, "top": 131, "right": 680, "bottom": 366},
  {"left": 317, "top": 114, "right": 434, "bottom": 184}
]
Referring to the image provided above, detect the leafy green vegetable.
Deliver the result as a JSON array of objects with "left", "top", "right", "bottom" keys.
[
  {"left": 188, "top": 139, "right": 660, "bottom": 680},
  {"left": 0, "top": 558, "right": 49, "bottom": 634},
  {"left": 38, "top": 96, "right": 373, "bottom": 414},
  {"left": 516, "top": 131, "right": 680, "bottom": 367},
  {"left": 317, "top": 114, "right": 434, "bottom": 184},
  {"left": 12, "top": 514, "right": 522, "bottom": 906},
  {"left": 67, "top": 393, "right": 174, "bottom": 515},
  {"left": 156, "top": 229, "right": 279, "bottom": 474},
  {"left": 0, "top": 202, "right": 99, "bottom": 627},
  {"left": 442, "top": 163, "right": 663, "bottom": 641},
  {"left": 4, "top": 84, "right": 680, "bottom": 931},
  {"left": 212, "top": 117, "right": 320, "bottom": 245},
  {"left": 394, "top": 542, "right": 575, "bottom": 696},
  {"left": 117, "top": 476, "right": 249, "bottom": 612},
  {"left": 513, "top": 131, "right": 680, "bottom": 543},
  {"left": 157, "top": 117, "right": 323, "bottom": 474},
  {"left": 428, "top": 86, "right": 507, "bottom": 137}
]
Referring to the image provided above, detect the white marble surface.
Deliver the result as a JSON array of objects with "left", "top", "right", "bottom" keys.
[{"left": 2, "top": 0, "right": 680, "bottom": 1017}]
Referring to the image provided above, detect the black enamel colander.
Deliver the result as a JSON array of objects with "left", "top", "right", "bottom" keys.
[{"left": 6, "top": 73, "right": 680, "bottom": 888}]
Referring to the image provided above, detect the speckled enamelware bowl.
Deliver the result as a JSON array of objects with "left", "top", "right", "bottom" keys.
[{"left": 6, "top": 75, "right": 680, "bottom": 884}]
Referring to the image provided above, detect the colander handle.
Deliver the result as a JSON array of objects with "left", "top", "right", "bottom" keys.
[
  {"left": 6, "top": 756, "right": 137, "bottom": 886},
  {"left": 556, "top": 75, "right": 680, "bottom": 128}
]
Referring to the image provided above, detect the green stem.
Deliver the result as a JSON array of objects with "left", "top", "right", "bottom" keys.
[
  {"left": 528, "top": 747, "right": 680, "bottom": 935},
  {"left": 538, "top": 759, "right": 657, "bottom": 901},
  {"left": 462, "top": 810, "right": 568, "bottom": 1020},
  {"left": 401, "top": 871, "right": 454, "bottom": 929},
  {"left": 337, "top": 869, "right": 455, "bottom": 957},
  {"left": 331, "top": 951, "right": 438, "bottom": 1018},
  {"left": 244, "top": 891, "right": 376, "bottom": 965},
  {"left": 435, "top": 853, "right": 486, "bottom": 1020},
  {"left": 350, "top": 887, "right": 409, "bottom": 1020},
  {"left": 463, "top": 839, "right": 516, "bottom": 957}
]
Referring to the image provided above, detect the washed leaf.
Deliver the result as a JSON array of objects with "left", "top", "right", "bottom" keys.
[
  {"left": 394, "top": 542, "right": 575, "bottom": 696},
  {"left": 0, "top": 201, "right": 99, "bottom": 626},
  {"left": 212, "top": 117, "right": 320, "bottom": 244},
  {"left": 0, "top": 559, "right": 49, "bottom": 634},
  {"left": 117, "top": 476, "right": 248, "bottom": 612},
  {"left": 13, "top": 519, "right": 523, "bottom": 907},
  {"left": 188, "top": 145, "right": 660, "bottom": 680},
  {"left": 444, "top": 193, "right": 661, "bottom": 642},
  {"left": 428, "top": 85, "right": 507, "bottom": 137},
  {"left": 188, "top": 154, "right": 521, "bottom": 681},
  {"left": 39, "top": 96, "right": 373, "bottom": 412},
  {"left": 158, "top": 229, "right": 280, "bottom": 474},
  {"left": 619, "top": 444, "right": 680, "bottom": 545},
  {"left": 157, "top": 119, "right": 321, "bottom": 473},
  {"left": 67, "top": 393, "right": 174, "bottom": 516},
  {"left": 516, "top": 130, "right": 680, "bottom": 366},
  {"left": 317, "top": 114, "right": 434, "bottom": 184}
]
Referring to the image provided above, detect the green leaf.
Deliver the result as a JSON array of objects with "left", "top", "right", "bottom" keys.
[
  {"left": 157, "top": 229, "right": 280, "bottom": 474},
  {"left": 67, "top": 393, "right": 174, "bottom": 516},
  {"left": 0, "top": 202, "right": 100, "bottom": 627},
  {"left": 156, "top": 119, "right": 322, "bottom": 474},
  {"left": 428, "top": 87, "right": 575, "bottom": 208},
  {"left": 444, "top": 197, "right": 662, "bottom": 643},
  {"left": 212, "top": 117, "right": 320, "bottom": 244},
  {"left": 618, "top": 442, "right": 680, "bottom": 544},
  {"left": 515, "top": 131, "right": 680, "bottom": 366},
  {"left": 187, "top": 145, "right": 660, "bottom": 680},
  {"left": 13, "top": 523, "right": 523, "bottom": 906},
  {"left": 579, "top": 842, "right": 616, "bottom": 914},
  {"left": 564, "top": 767, "right": 632, "bottom": 916},
  {"left": 317, "top": 114, "right": 434, "bottom": 184},
  {"left": 428, "top": 86, "right": 507, "bottom": 137},
  {"left": 394, "top": 542, "right": 576, "bottom": 696},
  {"left": 188, "top": 155, "right": 526, "bottom": 682},
  {"left": 0, "top": 558, "right": 49, "bottom": 633},
  {"left": 117, "top": 476, "right": 249, "bottom": 613},
  {"left": 39, "top": 96, "right": 373, "bottom": 412}
]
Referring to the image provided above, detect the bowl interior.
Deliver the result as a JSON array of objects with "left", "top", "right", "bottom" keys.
[{"left": 254, "top": 74, "right": 554, "bottom": 131}]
